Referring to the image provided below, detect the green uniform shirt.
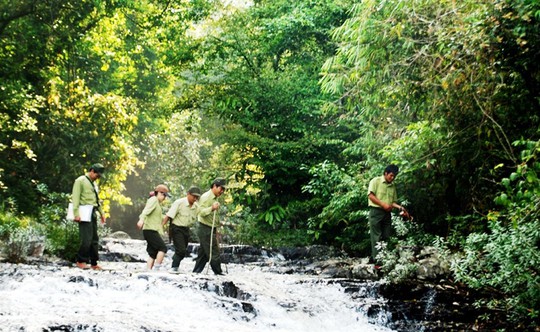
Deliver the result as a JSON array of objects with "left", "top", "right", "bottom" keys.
[
  {"left": 197, "top": 189, "right": 219, "bottom": 227},
  {"left": 368, "top": 175, "right": 398, "bottom": 208},
  {"left": 71, "top": 174, "right": 103, "bottom": 218},
  {"left": 139, "top": 196, "right": 164, "bottom": 233},
  {"left": 166, "top": 197, "right": 198, "bottom": 227}
]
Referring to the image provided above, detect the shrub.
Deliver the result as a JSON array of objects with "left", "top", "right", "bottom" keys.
[
  {"left": 452, "top": 138, "right": 540, "bottom": 325},
  {"left": 45, "top": 221, "right": 80, "bottom": 262},
  {"left": 37, "top": 183, "right": 111, "bottom": 261},
  {"left": 3, "top": 227, "right": 45, "bottom": 263},
  {"left": 0, "top": 206, "right": 45, "bottom": 263},
  {"left": 231, "top": 208, "right": 311, "bottom": 248},
  {"left": 377, "top": 211, "right": 446, "bottom": 283}
]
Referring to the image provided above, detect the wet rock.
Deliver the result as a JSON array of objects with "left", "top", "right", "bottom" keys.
[
  {"left": 186, "top": 244, "right": 277, "bottom": 264},
  {"left": 278, "top": 245, "right": 344, "bottom": 261},
  {"left": 367, "top": 280, "right": 511, "bottom": 332},
  {"left": 414, "top": 247, "right": 452, "bottom": 280},
  {"left": 194, "top": 279, "right": 257, "bottom": 320},
  {"left": 278, "top": 247, "right": 309, "bottom": 260},
  {"left": 219, "top": 280, "right": 253, "bottom": 301},
  {"left": 319, "top": 264, "right": 350, "bottom": 278},
  {"left": 99, "top": 251, "right": 144, "bottom": 262},
  {"left": 221, "top": 245, "right": 270, "bottom": 264},
  {"left": 45, "top": 324, "right": 99, "bottom": 331},
  {"left": 108, "top": 231, "right": 131, "bottom": 239},
  {"left": 351, "top": 262, "right": 379, "bottom": 279},
  {"left": 241, "top": 302, "right": 255, "bottom": 314},
  {"left": 68, "top": 275, "right": 97, "bottom": 287},
  {"left": 26, "top": 236, "right": 46, "bottom": 257},
  {"left": 100, "top": 238, "right": 146, "bottom": 262}
]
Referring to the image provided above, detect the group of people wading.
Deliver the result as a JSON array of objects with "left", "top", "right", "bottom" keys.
[{"left": 70, "top": 162, "right": 411, "bottom": 274}]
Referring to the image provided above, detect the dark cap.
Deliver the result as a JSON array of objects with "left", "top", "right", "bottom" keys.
[
  {"left": 90, "top": 163, "right": 105, "bottom": 174},
  {"left": 187, "top": 186, "right": 202, "bottom": 197},
  {"left": 212, "top": 178, "right": 227, "bottom": 189}
]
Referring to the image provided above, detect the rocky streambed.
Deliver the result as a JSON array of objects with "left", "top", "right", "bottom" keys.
[
  {"left": 0, "top": 232, "right": 524, "bottom": 331},
  {"left": 212, "top": 242, "right": 513, "bottom": 331}
]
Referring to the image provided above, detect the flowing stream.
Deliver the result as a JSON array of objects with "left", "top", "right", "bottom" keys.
[{"left": 0, "top": 238, "right": 395, "bottom": 332}]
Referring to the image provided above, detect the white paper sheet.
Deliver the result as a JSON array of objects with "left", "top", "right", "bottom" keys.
[{"left": 66, "top": 203, "right": 94, "bottom": 222}]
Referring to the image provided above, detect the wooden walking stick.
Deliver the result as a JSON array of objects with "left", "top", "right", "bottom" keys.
[
  {"left": 205, "top": 209, "right": 217, "bottom": 274},
  {"left": 168, "top": 218, "right": 172, "bottom": 244}
]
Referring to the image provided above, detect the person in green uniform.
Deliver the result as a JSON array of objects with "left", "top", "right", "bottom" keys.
[
  {"left": 163, "top": 186, "right": 201, "bottom": 273},
  {"left": 137, "top": 184, "right": 170, "bottom": 271},
  {"left": 367, "top": 164, "right": 409, "bottom": 268},
  {"left": 71, "top": 163, "right": 106, "bottom": 270},
  {"left": 192, "top": 178, "right": 226, "bottom": 275}
]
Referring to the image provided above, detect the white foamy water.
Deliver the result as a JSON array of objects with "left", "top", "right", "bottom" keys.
[{"left": 0, "top": 239, "right": 393, "bottom": 332}]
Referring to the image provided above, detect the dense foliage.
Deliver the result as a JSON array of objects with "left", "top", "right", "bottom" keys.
[
  {"left": 174, "top": 0, "right": 356, "bottom": 230},
  {"left": 453, "top": 138, "right": 540, "bottom": 323},
  {"left": 1, "top": 0, "right": 539, "bottom": 326}
]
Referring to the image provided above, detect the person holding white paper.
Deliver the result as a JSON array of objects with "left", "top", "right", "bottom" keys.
[{"left": 71, "top": 163, "right": 106, "bottom": 270}]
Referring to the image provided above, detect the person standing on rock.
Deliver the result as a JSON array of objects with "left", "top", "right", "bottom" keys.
[
  {"left": 137, "top": 184, "right": 170, "bottom": 271},
  {"left": 367, "top": 164, "right": 410, "bottom": 268},
  {"left": 71, "top": 163, "right": 106, "bottom": 270},
  {"left": 162, "top": 186, "right": 201, "bottom": 273},
  {"left": 192, "top": 178, "right": 226, "bottom": 275}
]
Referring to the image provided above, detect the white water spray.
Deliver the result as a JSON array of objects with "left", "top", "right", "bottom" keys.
[{"left": 0, "top": 239, "right": 394, "bottom": 332}]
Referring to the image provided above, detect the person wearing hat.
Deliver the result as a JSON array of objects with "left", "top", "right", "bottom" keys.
[
  {"left": 192, "top": 178, "right": 226, "bottom": 275},
  {"left": 71, "top": 163, "right": 106, "bottom": 270},
  {"left": 137, "top": 184, "right": 171, "bottom": 271},
  {"left": 162, "top": 186, "right": 202, "bottom": 273},
  {"left": 367, "top": 164, "right": 410, "bottom": 269}
]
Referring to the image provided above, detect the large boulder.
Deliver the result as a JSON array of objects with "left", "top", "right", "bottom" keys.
[{"left": 415, "top": 247, "right": 451, "bottom": 280}]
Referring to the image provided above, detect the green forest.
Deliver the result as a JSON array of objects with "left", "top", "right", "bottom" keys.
[{"left": 1, "top": 0, "right": 539, "bottom": 327}]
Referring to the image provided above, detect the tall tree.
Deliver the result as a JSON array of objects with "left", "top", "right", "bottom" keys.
[
  {"left": 0, "top": 0, "right": 130, "bottom": 212},
  {"left": 319, "top": 0, "right": 540, "bottom": 237},
  {"left": 174, "top": 0, "right": 355, "bottom": 229},
  {"left": 0, "top": 0, "right": 221, "bottom": 214}
]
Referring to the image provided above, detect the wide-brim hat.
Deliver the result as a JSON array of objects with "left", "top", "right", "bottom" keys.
[{"left": 154, "top": 184, "right": 171, "bottom": 197}]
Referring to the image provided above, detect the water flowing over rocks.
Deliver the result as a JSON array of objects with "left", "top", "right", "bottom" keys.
[{"left": 0, "top": 232, "right": 514, "bottom": 331}]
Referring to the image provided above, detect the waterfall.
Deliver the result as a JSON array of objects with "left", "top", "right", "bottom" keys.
[
  {"left": 0, "top": 238, "right": 394, "bottom": 332},
  {"left": 2, "top": 236, "right": 496, "bottom": 331}
]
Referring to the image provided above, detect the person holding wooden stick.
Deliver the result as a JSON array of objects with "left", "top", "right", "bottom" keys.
[{"left": 192, "top": 178, "right": 226, "bottom": 275}]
